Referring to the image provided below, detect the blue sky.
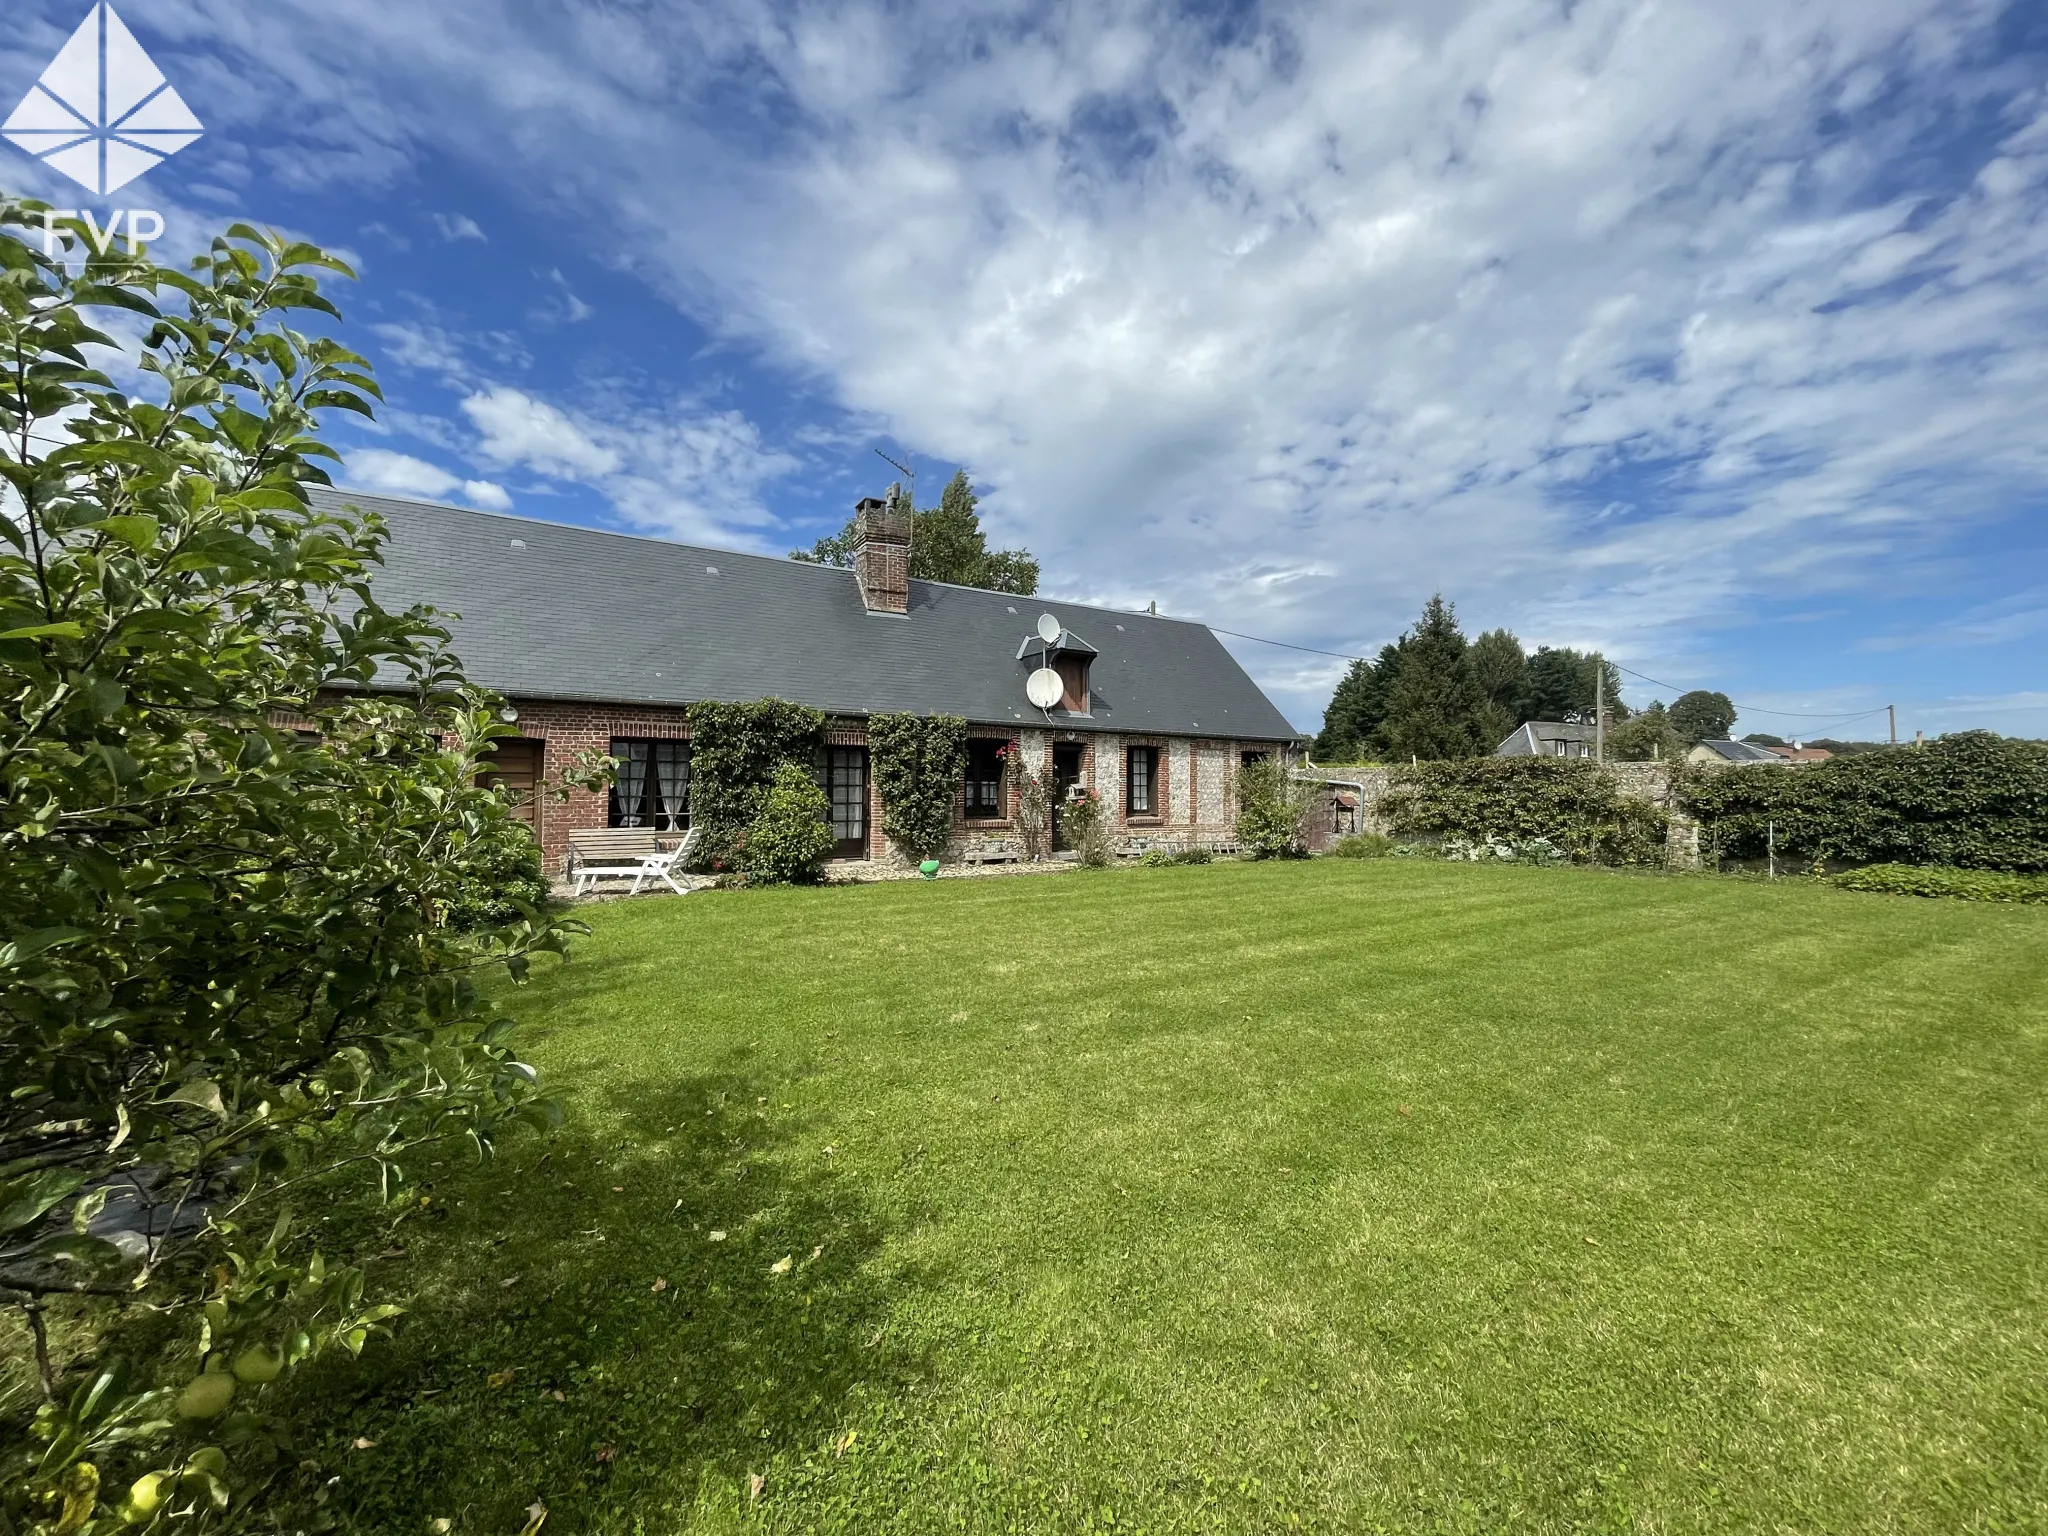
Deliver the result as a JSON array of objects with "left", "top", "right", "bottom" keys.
[{"left": 6, "top": 0, "right": 2047, "bottom": 738}]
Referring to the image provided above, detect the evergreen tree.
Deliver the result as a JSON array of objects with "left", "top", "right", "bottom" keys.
[
  {"left": 1313, "top": 640, "right": 1403, "bottom": 759},
  {"left": 791, "top": 470, "right": 1038, "bottom": 594},
  {"left": 912, "top": 470, "right": 991, "bottom": 585},
  {"left": 1522, "top": 646, "right": 1626, "bottom": 724},
  {"left": 1381, "top": 595, "right": 1489, "bottom": 761},
  {"left": 1468, "top": 627, "right": 1527, "bottom": 751}
]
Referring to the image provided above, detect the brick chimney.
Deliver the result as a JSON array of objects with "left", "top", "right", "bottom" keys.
[{"left": 852, "top": 487, "right": 912, "bottom": 615}]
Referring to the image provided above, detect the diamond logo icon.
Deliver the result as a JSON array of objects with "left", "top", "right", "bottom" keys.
[{"left": 4, "top": 1, "right": 202, "bottom": 197}]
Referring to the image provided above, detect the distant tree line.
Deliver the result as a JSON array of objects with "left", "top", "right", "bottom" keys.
[
  {"left": 1314, "top": 594, "right": 1741, "bottom": 763},
  {"left": 792, "top": 470, "right": 1040, "bottom": 595}
]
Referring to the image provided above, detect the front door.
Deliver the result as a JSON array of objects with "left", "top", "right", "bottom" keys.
[
  {"left": 478, "top": 737, "right": 543, "bottom": 836},
  {"left": 827, "top": 747, "right": 869, "bottom": 859},
  {"left": 1050, "top": 742, "right": 1083, "bottom": 851}
]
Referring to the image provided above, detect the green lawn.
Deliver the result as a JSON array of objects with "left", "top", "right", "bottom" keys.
[{"left": 311, "top": 861, "right": 2048, "bottom": 1534}]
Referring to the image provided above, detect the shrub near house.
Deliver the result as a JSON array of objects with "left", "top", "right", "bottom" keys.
[{"left": 1235, "top": 758, "right": 1319, "bottom": 858}]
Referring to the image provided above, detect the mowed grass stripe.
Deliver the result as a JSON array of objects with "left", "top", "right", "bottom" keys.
[{"left": 315, "top": 859, "right": 2048, "bottom": 1534}]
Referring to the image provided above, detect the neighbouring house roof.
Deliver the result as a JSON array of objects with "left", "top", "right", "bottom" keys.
[
  {"left": 1495, "top": 721, "right": 1600, "bottom": 757},
  {"left": 1763, "top": 744, "right": 1834, "bottom": 762},
  {"left": 1690, "top": 738, "right": 1785, "bottom": 763},
  {"left": 323, "top": 489, "right": 1298, "bottom": 742}
]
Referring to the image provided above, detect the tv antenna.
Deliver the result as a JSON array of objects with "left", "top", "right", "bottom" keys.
[{"left": 874, "top": 448, "right": 915, "bottom": 509}]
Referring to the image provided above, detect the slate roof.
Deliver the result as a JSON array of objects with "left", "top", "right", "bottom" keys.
[
  {"left": 1496, "top": 721, "right": 1600, "bottom": 756},
  {"left": 1692, "top": 738, "right": 1785, "bottom": 764},
  {"left": 318, "top": 489, "right": 1298, "bottom": 742}
]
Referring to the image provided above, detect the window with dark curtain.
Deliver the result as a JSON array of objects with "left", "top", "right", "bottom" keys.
[
  {"left": 610, "top": 739, "right": 650, "bottom": 827},
  {"left": 609, "top": 738, "right": 690, "bottom": 829},
  {"left": 964, "top": 740, "right": 1007, "bottom": 819},
  {"left": 650, "top": 741, "right": 690, "bottom": 829},
  {"left": 1127, "top": 745, "right": 1156, "bottom": 815}
]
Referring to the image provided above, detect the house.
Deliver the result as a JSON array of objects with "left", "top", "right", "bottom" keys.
[
  {"left": 322, "top": 488, "right": 1300, "bottom": 870},
  {"left": 1761, "top": 742, "right": 1833, "bottom": 763},
  {"left": 1686, "top": 738, "right": 1787, "bottom": 766},
  {"left": 1495, "top": 721, "right": 1600, "bottom": 758}
]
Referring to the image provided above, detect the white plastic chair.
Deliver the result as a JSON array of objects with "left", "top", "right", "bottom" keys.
[{"left": 628, "top": 827, "right": 700, "bottom": 896}]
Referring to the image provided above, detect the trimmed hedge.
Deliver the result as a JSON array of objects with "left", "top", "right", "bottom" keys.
[
  {"left": 1680, "top": 731, "right": 2048, "bottom": 872},
  {"left": 1379, "top": 757, "right": 1668, "bottom": 865},
  {"left": 1829, "top": 863, "right": 2048, "bottom": 904}
]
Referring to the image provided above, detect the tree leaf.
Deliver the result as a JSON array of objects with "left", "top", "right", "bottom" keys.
[
  {"left": 86, "top": 514, "right": 159, "bottom": 552},
  {"left": 164, "top": 1079, "right": 227, "bottom": 1119},
  {"left": 0, "top": 1168, "right": 87, "bottom": 1236},
  {"left": 0, "top": 925, "right": 90, "bottom": 967}
]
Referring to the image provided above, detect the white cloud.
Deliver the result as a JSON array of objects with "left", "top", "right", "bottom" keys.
[
  {"left": 370, "top": 321, "right": 469, "bottom": 377},
  {"left": 536, "top": 268, "right": 593, "bottom": 325},
  {"left": 343, "top": 448, "right": 512, "bottom": 511},
  {"left": 456, "top": 383, "right": 798, "bottom": 542},
  {"left": 461, "top": 386, "right": 623, "bottom": 479},
  {"left": 433, "top": 211, "right": 486, "bottom": 241},
  {"left": 370, "top": 319, "right": 530, "bottom": 381}
]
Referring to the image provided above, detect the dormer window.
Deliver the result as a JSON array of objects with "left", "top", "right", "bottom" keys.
[
  {"left": 1055, "top": 654, "right": 1089, "bottom": 712},
  {"left": 1017, "top": 623, "right": 1097, "bottom": 715}
]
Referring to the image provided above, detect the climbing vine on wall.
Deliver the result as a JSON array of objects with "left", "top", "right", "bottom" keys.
[
  {"left": 686, "top": 699, "right": 827, "bottom": 871},
  {"left": 1380, "top": 757, "right": 1669, "bottom": 866},
  {"left": 1004, "top": 745, "right": 1052, "bottom": 861},
  {"left": 869, "top": 713, "right": 969, "bottom": 860}
]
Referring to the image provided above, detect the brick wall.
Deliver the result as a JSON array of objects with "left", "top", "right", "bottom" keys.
[{"left": 489, "top": 698, "right": 693, "bottom": 871}]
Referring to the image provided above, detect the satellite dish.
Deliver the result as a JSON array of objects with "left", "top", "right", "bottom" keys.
[
  {"left": 1036, "top": 612, "right": 1062, "bottom": 644},
  {"left": 1026, "top": 668, "right": 1064, "bottom": 709}
]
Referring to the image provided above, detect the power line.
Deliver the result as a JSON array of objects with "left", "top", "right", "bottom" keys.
[
  {"left": 1197, "top": 619, "right": 1894, "bottom": 728},
  {"left": 1203, "top": 626, "right": 1369, "bottom": 662},
  {"left": 1607, "top": 661, "right": 1889, "bottom": 721}
]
